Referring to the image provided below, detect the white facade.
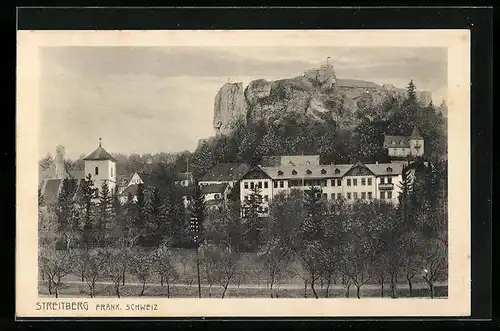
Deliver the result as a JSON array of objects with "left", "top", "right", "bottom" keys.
[
  {"left": 127, "top": 173, "right": 144, "bottom": 186},
  {"left": 84, "top": 159, "right": 116, "bottom": 193},
  {"left": 409, "top": 137, "right": 424, "bottom": 157},
  {"left": 239, "top": 160, "right": 403, "bottom": 216}
]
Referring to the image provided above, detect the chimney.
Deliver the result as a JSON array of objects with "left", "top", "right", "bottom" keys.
[{"left": 376, "top": 161, "right": 379, "bottom": 165}]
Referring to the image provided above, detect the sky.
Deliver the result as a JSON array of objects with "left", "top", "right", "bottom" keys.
[{"left": 39, "top": 46, "right": 447, "bottom": 159}]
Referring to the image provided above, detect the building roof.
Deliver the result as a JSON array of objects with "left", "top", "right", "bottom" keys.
[
  {"left": 409, "top": 126, "right": 423, "bottom": 139},
  {"left": 200, "top": 183, "right": 228, "bottom": 194},
  {"left": 252, "top": 162, "right": 402, "bottom": 180},
  {"left": 176, "top": 172, "right": 194, "bottom": 182},
  {"left": 261, "top": 164, "right": 352, "bottom": 180},
  {"left": 198, "top": 163, "right": 251, "bottom": 182},
  {"left": 40, "top": 178, "right": 84, "bottom": 205},
  {"left": 383, "top": 135, "right": 410, "bottom": 148},
  {"left": 279, "top": 155, "right": 320, "bottom": 167},
  {"left": 41, "top": 179, "right": 63, "bottom": 204},
  {"left": 120, "top": 184, "right": 139, "bottom": 197},
  {"left": 125, "top": 171, "right": 157, "bottom": 188},
  {"left": 83, "top": 142, "right": 117, "bottom": 162}
]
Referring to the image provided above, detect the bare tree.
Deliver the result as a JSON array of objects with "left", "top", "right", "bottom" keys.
[
  {"left": 152, "top": 245, "right": 178, "bottom": 298},
  {"left": 214, "top": 248, "right": 239, "bottom": 298},
  {"left": 232, "top": 260, "right": 247, "bottom": 298},
  {"left": 199, "top": 244, "right": 219, "bottom": 298},
  {"left": 39, "top": 250, "right": 73, "bottom": 298},
  {"left": 129, "top": 249, "right": 154, "bottom": 297},
  {"left": 102, "top": 250, "right": 126, "bottom": 298},
  {"left": 84, "top": 248, "right": 109, "bottom": 298},
  {"left": 420, "top": 238, "right": 448, "bottom": 299},
  {"left": 257, "top": 238, "right": 292, "bottom": 298}
]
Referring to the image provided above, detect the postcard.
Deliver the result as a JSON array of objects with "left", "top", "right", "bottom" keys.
[{"left": 16, "top": 29, "right": 470, "bottom": 318}]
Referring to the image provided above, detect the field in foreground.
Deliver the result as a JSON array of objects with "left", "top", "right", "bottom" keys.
[{"left": 39, "top": 281, "right": 447, "bottom": 299}]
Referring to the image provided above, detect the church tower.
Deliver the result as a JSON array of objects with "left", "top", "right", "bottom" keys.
[{"left": 83, "top": 138, "right": 117, "bottom": 193}]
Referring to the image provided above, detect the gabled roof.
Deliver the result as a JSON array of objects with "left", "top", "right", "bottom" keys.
[
  {"left": 280, "top": 155, "right": 320, "bottom": 167},
  {"left": 83, "top": 142, "right": 116, "bottom": 162},
  {"left": 383, "top": 135, "right": 410, "bottom": 148},
  {"left": 41, "top": 179, "right": 63, "bottom": 205},
  {"left": 120, "top": 184, "right": 139, "bottom": 197},
  {"left": 260, "top": 164, "right": 352, "bottom": 180},
  {"left": 409, "top": 126, "right": 423, "bottom": 139},
  {"left": 200, "top": 183, "right": 228, "bottom": 194},
  {"left": 198, "top": 163, "right": 251, "bottom": 182},
  {"left": 365, "top": 163, "right": 403, "bottom": 176},
  {"left": 40, "top": 178, "right": 84, "bottom": 205},
  {"left": 136, "top": 172, "right": 157, "bottom": 187},
  {"left": 248, "top": 162, "right": 402, "bottom": 180}
]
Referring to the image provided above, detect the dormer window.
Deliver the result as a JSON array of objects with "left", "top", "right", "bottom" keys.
[
  {"left": 387, "top": 167, "right": 393, "bottom": 173},
  {"left": 277, "top": 170, "right": 283, "bottom": 176},
  {"left": 320, "top": 169, "right": 327, "bottom": 175},
  {"left": 306, "top": 169, "right": 312, "bottom": 175},
  {"left": 292, "top": 169, "right": 297, "bottom": 175},
  {"left": 392, "top": 140, "right": 396, "bottom": 145},
  {"left": 95, "top": 167, "right": 99, "bottom": 175},
  {"left": 399, "top": 140, "right": 403, "bottom": 145},
  {"left": 335, "top": 168, "right": 340, "bottom": 175}
]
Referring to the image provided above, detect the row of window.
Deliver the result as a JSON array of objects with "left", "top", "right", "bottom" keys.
[
  {"left": 242, "top": 191, "right": 394, "bottom": 205},
  {"left": 241, "top": 206, "right": 269, "bottom": 215},
  {"left": 244, "top": 181, "right": 270, "bottom": 189},
  {"left": 243, "top": 177, "right": 393, "bottom": 189},
  {"left": 243, "top": 194, "right": 269, "bottom": 203},
  {"left": 340, "top": 191, "right": 393, "bottom": 200}
]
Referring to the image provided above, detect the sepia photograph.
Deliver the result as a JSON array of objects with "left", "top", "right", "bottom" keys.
[{"left": 16, "top": 29, "right": 471, "bottom": 317}]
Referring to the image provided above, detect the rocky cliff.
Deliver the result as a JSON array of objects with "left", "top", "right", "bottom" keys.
[
  {"left": 213, "top": 82, "right": 247, "bottom": 135},
  {"left": 213, "top": 64, "right": 432, "bottom": 135}
]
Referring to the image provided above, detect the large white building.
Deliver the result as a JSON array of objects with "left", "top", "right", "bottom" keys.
[{"left": 239, "top": 155, "right": 403, "bottom": 216}]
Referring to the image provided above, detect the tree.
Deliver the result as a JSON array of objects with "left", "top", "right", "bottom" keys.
[
  {"left": 38, "top": 188, "right": 45, "bottom": 207},
  {"left": 129, "top": 250, "right": 154, "bottom": 296},
  {"left": 84, "top": 248, "right": 109, "bottom": 298},
  {"left": 299, "top": 241, "right": 323, "bottom": 299},
  {"left": 152, "top": 244, "right": 178, "bottom": 298},
  {"left": 241, "top": 185, "right": 264, "bottom": 251},
  {"left": 420, "top": 238, "right": 448, "bottom": 298},
  {"left": 77, "top": 174, "right": 96, "bottom": 249},
  {"left": 54, "top": 177, "right": 78, "bottom": 252},
  {"left": 134, "top": 183, "right": 147, "bottom": 246},
  {"left": 145, "top": 185, "right": 168, "bottom": 246},
  {"left": 199, "top": 244, "right": 218, "bottom": 298},
  {"left": 96, "top": 181, "right": 113, "bottom": 246},
  {"left": 213, "top": 247, "right": 240, "bottom": 298},
  {"left": 258, "top": 237, "right": 293, "bottom": 298},
  {"left": 39, "top": 249, "right": 73, "bottom": 298},
  {"left": 102, "top": 250, "right": 125, "bottom": 298}
]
